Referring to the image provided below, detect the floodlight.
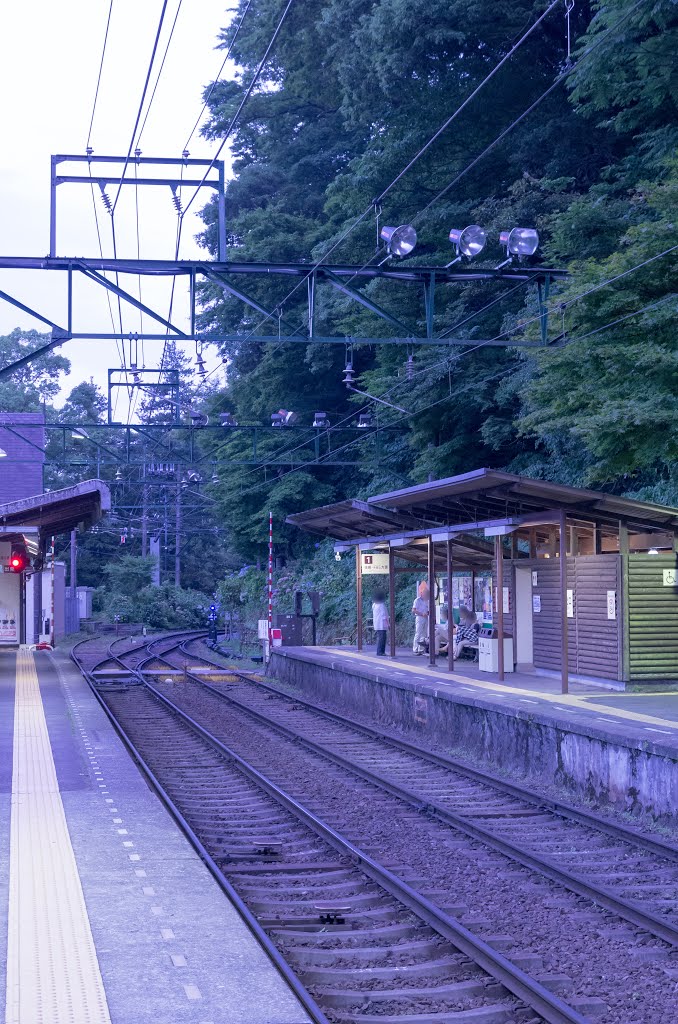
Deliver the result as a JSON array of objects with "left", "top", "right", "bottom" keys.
[
  {"left": 312, "top": 412, "right": 329, "bottom": 429},
  {"left": 115, "top": 468, "right": 123, "bottom": 481},
  {"left": 190, "top": 410, "right": 208, "bottom": 427},
  {"left": 648, "top": 548, "right": 659, "bottom": 555},
  {"left": 71, "top": 429, "right": 89, "bottom": 440},
  {"left": 380, "top": 224, "right": 417, "bottom": 257},
  {"left": 272, "top": 409, "right": 298, "bottom": 427},
  {"left": 0, "top": 448, "right": 6, "bottom": 458},
  {"left": 357, "top": 413, "right": 373, "bottom": 429},
  {"left": 271, "top": 412, "right": 283, "bottom": 427},
  {"left": 219, "top": 412, "right": 238, "bottom": 427},
  {"left": 499, "top": 227, "right": 539, "bottom": 258},
  {"left": 448, "top": 225, "right": 487, "bottom": 258}
]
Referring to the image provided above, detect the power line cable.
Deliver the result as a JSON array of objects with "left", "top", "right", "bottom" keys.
[
  {"left": 180, "top": 0, "right": 297, "bottom": 219},
  {"left": 182, "top": 0, "right": 254, "bottom": 153},
  {"left": 110, "top": 0, "right": 170, "bottom": 215},
  {"left": 136, "top": 0, "right": 184, "bottom": 148},
  {"left": 223, "top": 0, "right": 648, "bottom": 347},
  {"left": 86, "top": 0, "right": 114, "bottom": 149}
]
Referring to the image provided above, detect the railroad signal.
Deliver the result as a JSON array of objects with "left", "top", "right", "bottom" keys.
[{"left": 9, "top": 546, "right": 29, "bottom": 573}]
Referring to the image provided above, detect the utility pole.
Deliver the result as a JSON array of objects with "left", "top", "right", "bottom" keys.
[
  {"left": 70, "top": 529, "right": 77, "bottom": 597},
  {"left": 174, "top": 473, "right": 181, "bottom": 588},
  {"left": 141, "top": 483, "right": 148, "bottom": 557}
]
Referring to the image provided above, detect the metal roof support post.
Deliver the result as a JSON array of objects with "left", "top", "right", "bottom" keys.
[
  {"left": 388, "top": 545, "right": 396, "bottom": 659},
  {"left": 447, "top": 539, "right": 454, "bottom": 673},
  {"left": 356, "top": 546, "right": 363, "bottom": 651},
  {"left": 495, "top": 535, "right": 505, "bottom": 681},
  {"left": 560, "top": 509, "right": 569, "bottom": 694},
  {"left": 428, "top": 535, "right": 436, "bottom": 667}
]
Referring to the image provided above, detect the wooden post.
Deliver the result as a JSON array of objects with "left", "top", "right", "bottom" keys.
[
  {"left": 428, "top": 535, "right": 436, "bottom": 667},
  {"left": 446, "top": 539, "right": 454, "bottom": 673},
  {"left": 356, "top": 547, "right": 363, "bottom": 651},
  {"left": 529, "top": 528, "right": 537, "bottom": 559},
  {"left": 496, "top": 535, "right": 505, "bottom": 681},
  {"left": 388, "top": 545, "right": 396, "bottom": 658},
  {"left": 560, "top": 509, "right": 569, "bottom": 694}
]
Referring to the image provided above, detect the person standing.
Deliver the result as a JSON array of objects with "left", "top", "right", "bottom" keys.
[
  {"left": 372, "top": 590, "right": 388, "bottom": 656},
  {"left": 412, "top": 581, "right": 429, "bottom": 655}
]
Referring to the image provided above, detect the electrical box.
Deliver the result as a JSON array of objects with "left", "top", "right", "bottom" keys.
[
  {"left": 478, "top": 632, "right": 514, "bottom": 673},
  {"left": 273, "top": 613, "right": 303, "bottom": 645}
]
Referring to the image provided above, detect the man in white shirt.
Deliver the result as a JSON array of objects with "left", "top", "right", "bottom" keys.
[
  {"left": 372, "top": 590, "right": 388, "bottom": 656},
  {"left": 412, "top": 581, "right": 429, "bottom": 654}
]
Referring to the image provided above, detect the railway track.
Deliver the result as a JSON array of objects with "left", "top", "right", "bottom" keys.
[{"left": 72, "top": 633, "right": 595, "bottom": 1024}]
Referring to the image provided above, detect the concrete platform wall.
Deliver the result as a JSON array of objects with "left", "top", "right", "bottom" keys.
[{"left": 270, "top": 650, "right": 678, "bottom": 825}]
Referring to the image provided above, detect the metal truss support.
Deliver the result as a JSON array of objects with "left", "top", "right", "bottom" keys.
[{"left": 0, "top": 254, "right": 567, "bottom": 379}]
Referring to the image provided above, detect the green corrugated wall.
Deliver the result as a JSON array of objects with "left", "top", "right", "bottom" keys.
[{"left": 626, "top": 554, "right": 678, "bottom": 681}]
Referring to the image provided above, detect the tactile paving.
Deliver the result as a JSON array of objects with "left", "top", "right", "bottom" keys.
[{"left": 5, "top": 650, "right": 111, "bottom": 1024}]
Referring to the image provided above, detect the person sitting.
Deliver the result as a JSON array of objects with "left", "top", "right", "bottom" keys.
[
  {"left": 454, "top": 607, "right": 480, "bottom": 659},
  {"left": 435, "top": 605, "right": 449, "bottom": 655}
]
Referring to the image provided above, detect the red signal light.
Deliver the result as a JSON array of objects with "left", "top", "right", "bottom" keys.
[{"left": 9, "top": 547, "right": 29, "bottom": 573}]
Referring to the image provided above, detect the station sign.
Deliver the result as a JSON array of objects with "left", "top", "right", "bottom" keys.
[{"left": 361, "top": 552, "right": 389, "bottom": 575}]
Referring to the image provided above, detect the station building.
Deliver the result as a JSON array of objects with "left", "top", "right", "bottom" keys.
[
  {"left": 288, "top": 468, "right": 678, "bottom": 692},
  {"left": 0, "top": 413, "right": 109, "bottom": 645}
]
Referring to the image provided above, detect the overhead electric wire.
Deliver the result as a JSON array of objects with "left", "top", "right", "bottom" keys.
[
  {"left": 182, "top": 0, "right": 254, "bottom": 153},
  {"left": 180, "top": 0, "right": 297, "bottom": 219},
  {"left": 110, "top": 0, "right": 170, "bottom": 215},
  {"left": 86, "top": 0, "right": 114, "bottom": 150},
  {"left": 203, "top": 235, "right": 677, "bottom": 483},
  {"left": 224, "top": 0, "right": 649, "bottom": 348},
  {"left": 135, "top": 0, "right": 184, "bottom": 149},
  {"left": 258, "top": 288, "right": 676, "bottom": 493}
]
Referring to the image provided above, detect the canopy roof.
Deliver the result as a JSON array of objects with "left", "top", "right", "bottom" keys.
[
  {"left": 0, "top": 479, "right": 110, "bottom": 549},
  {"left": 287, "top": 469, "right": 678, "bottom": 559}
]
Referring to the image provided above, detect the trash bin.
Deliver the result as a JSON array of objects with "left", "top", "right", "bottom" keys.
[{"left": 478, "top": 628, "right": 514, "bottom": 673}]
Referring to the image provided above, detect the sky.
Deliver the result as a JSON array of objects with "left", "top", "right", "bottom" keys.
[{"left": 0, "top": 0, "right": 237, "bottom": 417}]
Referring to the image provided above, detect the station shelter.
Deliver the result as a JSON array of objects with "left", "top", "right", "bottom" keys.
[
  {"left": 287, "top": 468, "right": 678, "bottom": 692},
  {"left": 0, "top": 479, "right": 110, "bottom": 646}
]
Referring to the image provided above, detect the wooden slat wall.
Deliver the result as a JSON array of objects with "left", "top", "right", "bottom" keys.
[
  {"left": 526, "top": 555, "right": 621, "bottom": 679},
  {"left": 627, "top": 554, "right": 678, "bottom": 681},
  {"left": 574, "top": 556, "right": 620, "bottom": 679},
  {"left": 530, "top": 560, "right": 569, "bottom": 672}
]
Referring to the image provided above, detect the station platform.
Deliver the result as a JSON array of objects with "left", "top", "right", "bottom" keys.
[
  {"left": 270, "top": 646, "right": 678, "bottom": 826},
  {"left": 0, "top": 648, "right": 312, "bottom": 1024}
]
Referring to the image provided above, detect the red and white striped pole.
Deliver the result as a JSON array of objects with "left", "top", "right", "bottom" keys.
[
  {"left": 268, "top": 511, "right": 273, "bottom": 649},
  {"left": 50, "top": 534, "right": 55, "bottom": 648}
]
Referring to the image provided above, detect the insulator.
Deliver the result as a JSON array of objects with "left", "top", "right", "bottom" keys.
[
  {"left": 406, "top": 353, "right": 414, "bottom": 380},
  {"left": 182, "top": 149, "right": 190, "bottom": 160},
  {"left": 134, "top": 147, "right": 142, "bottom": 159},
  {"left": 100, "top": 189, "right": 113, "bottom": 213},
  {"left": 86, "top": 146, "right": 93, "bottom": 157},
  {"left": 170, "top": 188, "right": 182, "bottom": 214}
]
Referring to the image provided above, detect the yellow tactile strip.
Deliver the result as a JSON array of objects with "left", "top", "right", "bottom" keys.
[{"left": 5, "top": 650, "right": 111, "bottom": 1024}]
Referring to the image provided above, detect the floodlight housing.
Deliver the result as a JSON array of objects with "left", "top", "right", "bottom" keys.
[
  {"left": 71, "top": 429, "right": 90, "bottom": 440},
  {"left": 499, "top": 227, "right": 539, "bottom": 257},
  {"left": 448, "top": 225, "right": 487, "bottom": 258},
  {"left": 357, "top": 413, "right": 373, "bottom": 429},
  {"left": 219, "top": 412, "right": 238, "bottom": 427},
  {"left": 0, "top": 447, "right": 6, "bottom": 458},
  {"left": 380, "top": 224, "right": 417, "bottom": 257},
  {"left": 312, "top": 412, "right": 329, "bottom": 429}
]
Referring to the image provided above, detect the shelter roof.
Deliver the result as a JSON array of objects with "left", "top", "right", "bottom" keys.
[
  {"left": 369, "top": 469, "right": 678, "bottom": 532},
  {"left": 0, "top": 479, "right": 111, "bottom": 542},
  {"left": 287, "top": 468, "right": 678, "bottom": 548}
]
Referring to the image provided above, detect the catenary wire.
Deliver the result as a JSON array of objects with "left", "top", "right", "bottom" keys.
[
  {"left": 222, "top": 0, "right": 648, "bottom": 348},
  {"left": 110, "top": 0, "right": 170, "bottom": 215},
  {"left": 86, "top": 0, "right": 114, "bottom": 149},
  {"left": 182, "top": 0, "right": 254, "bottom": 153},
  {"left": 135, "top": 0, "right": 184, "bottom": 149}
]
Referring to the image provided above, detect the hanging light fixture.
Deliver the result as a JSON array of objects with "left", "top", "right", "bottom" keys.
[
  {"left": 380, "top": 224, "right": 417, "bottom": 257},
  {"left": 312, "top": 412, "right": 329, "bottom": 429},
  {"left": 448, "top": 225, "right": 487, "bottom": 260}
]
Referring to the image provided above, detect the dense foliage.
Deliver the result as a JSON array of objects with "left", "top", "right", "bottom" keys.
[{"left": 2, "top": 1, "right": 676, "bottom": 633}]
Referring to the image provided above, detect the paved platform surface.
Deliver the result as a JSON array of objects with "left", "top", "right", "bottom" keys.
[
  {"left": 275, "top": 646, "right": 678, "bottom": 757},
  {"left": 0, "top": 648, "right": 312, "bottom": 1024}
]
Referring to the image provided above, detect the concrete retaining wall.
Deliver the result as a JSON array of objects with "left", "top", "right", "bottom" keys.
[{"left": 270, "top": 650, "right": 678, "bottom": 825}]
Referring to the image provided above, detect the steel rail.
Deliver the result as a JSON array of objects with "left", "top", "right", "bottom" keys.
[
  {"left": 162, "top": 637, "right": 678, "bottom": 948},
  {"left": 180, "top": 639, "right": 678, "bottom": 866},
  {"left": 127, "top": 664, "right": 590, "bottom": 1024},
  {"left": 69, "top": 638, "right": 331, "bottom": 1024}
]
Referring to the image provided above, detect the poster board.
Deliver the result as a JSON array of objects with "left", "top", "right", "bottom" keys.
[{"left": 0, "top": 571, "right": 20, "bottom": 644}]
